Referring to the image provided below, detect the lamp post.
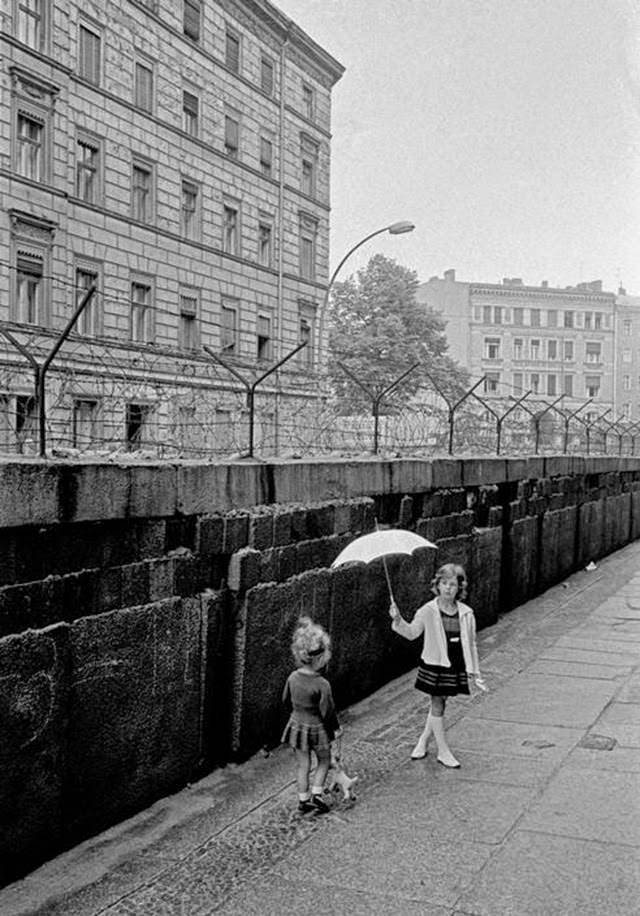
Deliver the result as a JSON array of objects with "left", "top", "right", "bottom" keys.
[{"left": 315, "top": 220, "right": 415, "bottom": 371}]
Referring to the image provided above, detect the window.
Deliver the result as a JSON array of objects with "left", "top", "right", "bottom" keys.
[
  {"left": 125, "top": 403, "right": 151, "bottom": 451},
  {"left": 79, "top": 23, "right": 101, "bottom": 85},
  {"left": 225, "top": 28, "right": 240, "bottom": 72},
  {"left": 513, "top": 307, "right": 524, "bottom": 326},
  {"left": 261, "top": 56, "right": 274, "bottom": 95},
  {"left": 584, "top": 311, "right": 592, "bottom": 330},
  {"left": 622, "top": 402, "right": 631, "bottom": 419},
  {"left": 484, "top": 372, "right": 500, "bottom": 394},
  {"left": 623, "top": 375, "right": 631, "bottom": 391},
  {"left": 513, "top": 372, "right": 523, "bottom": 395},
  {"left": 530, "top": 309, "right": 540, "bottom": 327},
  {"left": 301, "top": 158, "right": 314, "bottom": 197},
  {"left": 223, "top": 203, "right": 239, "bottom": 255},
  {"left": 494, "top": 306, "right": 503, "bottom": 325},
  {"left": 585, "top": 376, "right": 600, "bottom": 398},
  {"left": 547, "top": 374, "right": 557, "bottom": 396},
  {"left": 482, "top": 306, "right": 491, "bottom": 324},
  {"left": 258, "top": 219, "right": 272, "bottom": 267},
  {"left": 16, "top": 253, "right": 44, "bottom": 324},
  {"left": 225, "top": 114, "right": 239, "bottom": 158},
  {"left": 299, "top": 214, "right": 317, "bottom": 280},
  {"left": 73, "top": 399, "right": 98, "bottom": 449},
  {"left": 484, "top": 337, "right": 500, "bottom": 359},
  {"left": 513, "top": 337, "right": 523, "bottom": 359},
  {"left": 179, "top": 292, "right": 198, "bottom": 350},
  {"left": 623, "top": 319, "right": 632, "bottom": 336},
  {"left": 302, "top": 82, "right": 314, "bottom": 119},
  {"left": 134, "top": 61, "right": 153, "bottom": 113},
  {"left": 547, "top": 339, "right": 557, "bottom": 360},
  {"left": 563, "top": 310, "right": 574, "bottom": 328},
  {"left": 181, "top": 180, "right": 198, "bottom": 239},
  {"left": 16, "top": 395, "right": 37, "bottom": 453},
  {"left": 130, "top": 280, "right": 153, "bottom": 342},
  {"left": 530, "top": 372, "right": 540, "bottom": 395},
  {"left": 131, "top": 159, "right": 153, "bottom": 222},
  {"left": 221, "top": 300, "right": 238, "bottom": 352},
  {"left": 530, "top": 338, "right": 540, "bottom": 360},
  {"left": 17, "top": 0, "right": 45, "bottom": 50},
  {"left": 547, "top": 309, "right": 557, "bottom": 327},
  {"left": 183, "top": 90, "right": 199, "bottom": 136},
  {"left": 299, "top": 301, "right": 316, "bottom": 366},
  {"left": 585, "top": 342, "right": 601, "bottom": 363},
  {"left": 259, "top": 136, "right": 273, "bottom": 177},
  {"left": 76, "top": 135, "right": 100, "bottom": 202},
  {"left": 183, "top": 0, "right": 201, "bottom": 41},
  {"left": 563, "top": 375, "right": 573, "bottom": 397},
  {"left": 594, "top": 312, "right": 602, "bottom": 330},
  {"left": 257, "top": 313, "right": 272, "bottom": 360},
  {"left": 564, "top": 340, "right": 574, "bottom": 361},
  {"left": 300, "top": 136, "right": 318, "bottom": 197},
  {"left": 17, "top": 113, "right": 43, "bottom": 181},
  {"left": 623, "top": 348, "right": 632, "bottom": 363},
  {"left": 75, "top": 266, "right": 99, "bottom": 336}
]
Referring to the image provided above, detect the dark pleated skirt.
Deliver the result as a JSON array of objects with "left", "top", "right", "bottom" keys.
[
  {"left": 415, "top": 638, "right": 469, "bottom": 696},
  {"left": 281, "top": 716, "right": 334, "bottom": 751}
]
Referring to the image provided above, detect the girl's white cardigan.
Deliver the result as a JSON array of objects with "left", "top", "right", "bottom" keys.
[{"left": 392, "top": 598, "right": 481, "bottom": 675}]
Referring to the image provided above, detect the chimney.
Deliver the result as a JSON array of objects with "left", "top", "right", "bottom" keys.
[
  {"left": 502, "top": 277, "right": 510, "bottom": 286},
  {"left": 589, "top": 280, "right": 602, "bottom": 293},
  {"left": 541, "top": 280, "right": 548, "bottom": 288},
  {"left": 511, "top": 278, "right": 523, "bottom": 286},
  {"left": 443, "top": 268, "right": 456, "bottom": 282},
  {"left": 619, "top": 285, "right": 627, "bottom": 296}
]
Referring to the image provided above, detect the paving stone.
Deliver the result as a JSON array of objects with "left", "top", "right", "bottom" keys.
[
  {"left": 458, "top": 830, "right": 640, "bottom": 916},
  {"left": 449, "top": 718, "right": 582, "bottom": 760},
  {"left": 519, "top": 767, "right": 640, "bottom": 845},
  {"left": 592, "top": 701, "right": 640, "bottom": 747},
  {"left": 526, "top": 658, "right": 627, "bottom": 680}
]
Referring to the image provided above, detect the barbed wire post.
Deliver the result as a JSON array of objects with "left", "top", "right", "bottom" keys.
[
  {"left": 599, "top": 413, "right": 625, "bottom": 456},
  {"left": 472, "top": 389, "right": 532, "bottom": 455},
  {"left": 577, "top": 407, "right": 611, "bottom": 455},
  {"left": 1, "top": 285, "right": 96, "bottom": 458},
  {"left": 204, "top": 341, "right": 307, "bottom": 458},
  {"left": 626, "top": 420, "right": 640, "bottom": 456},
  {"left": 557, "top": 397, "right": 593, "bottom": 454},
  {"left": 424, "top": 374, "right": 486, "bottom": 455},
  {"left": 336, "top": 361, "right": 419, "bottom": 454}
]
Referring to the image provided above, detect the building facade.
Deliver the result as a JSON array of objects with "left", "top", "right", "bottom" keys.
[
  {"left": 418, "top": 271, "right": 617, "bottom": 427},
  {"left": 614, "top": 293, "right": 640, "bottom": 422},
  {"left": 0, "top": 0, "right": 343, "bottom": 455}
]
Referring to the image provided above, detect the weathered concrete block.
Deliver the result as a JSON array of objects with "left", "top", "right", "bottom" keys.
[
  {"left": 275, "top": 544, "right": 297, "bottom": 582},
  {"left": 431, "top": 459, "right": 463, "bottom": 489},
  {"left": 332, "top": 501, "right": 352, "bottom": 534},
  {"left": 222, "top": 512, "right": 250, "bottom": 554},
  {"left": 228, "top": 548, "right": 261, "bottom": 593},
  {"left": 0, "top": 463, "right": 60, "bottom": 528},
  {"left": 422, "top": 490, "right": 445, "bottom": 518},
  {"left": 603, "top": 494, "right": 631, "bottom": 555},
  {"left": 434, "top": 534, "right": 472, "bottom": 572},
  {"left": 57, "top": 464, "right": 130, "bottom": 522},
  {"left": 462, "top": 458, "right": 507, "bottom": 487},
  {"left": 259, "top": 547, "right": 277, "bottom": 583},
  {"left": 539, "top": 506, "right": 577, "bottom": 591},
  {"left": 398, "top": 495, "right": 413, "bottom": 528},
  {"left": 248, "top": 510, "right": 274, "bottom": 551},
  {"left": 487, "top": 506, "right": 503, "bottom": 527},
  {"left": 507, "top": 516, "right": 539, "bottom": 609},
  {"left": 470, "top": 527, "right": 501, "bottom": 628},
  {"left": 148, "top": 557, "right": 176, "bottom": 601},
  {"left": 65, "top": 598, "right": 203, "bottom": 834},
  {"left": 577, "top": 499, "right": 604, "bottom": 566},
  {"left": 127, "top": 465, "right": 178, "bottom": 519},
  {"left": 121, "top": 561, "right": 151, "bottom": 609},
  {"left": 195, "top": 514, "right": 224, "bottom": 556},
  {"left": 0, "top": 623, "right": 70, "bottom": 885},
  {"left": 96, "top": 566, "right": 123, "bottom": 612},
  {"left": 176, "top": 463, "right": 264, "bottom": 515},
  {"left": 273, "top": 509, "right": 294, "bottom": 545},
  {"left": 631, "top": 491, "right": 640, "bottom": 541}
]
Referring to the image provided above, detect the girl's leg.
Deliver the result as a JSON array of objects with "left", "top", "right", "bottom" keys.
[
  {"left": 430, "top": 696, "right": 460, "bottom": 768},
  {"left": 310, "top": 746, "right": 331, "bottom": 813},
  {"left": 294, "top": 748, "right": 312, "bottom": 800},
  {"left": 411, "top": 699, "right": 434, "bottom": 759}
]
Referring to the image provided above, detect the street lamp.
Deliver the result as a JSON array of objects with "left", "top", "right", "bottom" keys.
[{"left": 315, "top": 220, "right": 415, "bottom": 370}]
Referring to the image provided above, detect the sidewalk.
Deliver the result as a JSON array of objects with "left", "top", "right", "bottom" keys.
[{"left": 2, "top": 542, "right": 640, "bottom": 916}]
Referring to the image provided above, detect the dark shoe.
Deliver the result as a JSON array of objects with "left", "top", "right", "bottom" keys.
[
  {"left": 311, "top": 794, "right": 330, "bottom": 814},
  {"left": 298, "top": 799, "right": 315, "bottom": 813}
]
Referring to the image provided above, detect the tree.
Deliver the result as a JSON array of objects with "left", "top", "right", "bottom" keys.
[{"left": 327, "top": 254, "right": 469, "bottom": 413}]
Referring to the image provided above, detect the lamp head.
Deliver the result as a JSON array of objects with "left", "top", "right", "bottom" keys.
[{"left": 387, "top": 220, "right": 415, "bottom": 235}]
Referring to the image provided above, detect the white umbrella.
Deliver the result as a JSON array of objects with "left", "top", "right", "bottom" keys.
[{"left": 331, "top": 528, "right": 437, "bottom": 601}]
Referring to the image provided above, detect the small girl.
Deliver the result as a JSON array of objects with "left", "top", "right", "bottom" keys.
[
  {"left": 389, "top": 563, "right": 487, "bottom": 768},
  {"left": 282, "top": 616, "right": 341, "bottom": 813}
]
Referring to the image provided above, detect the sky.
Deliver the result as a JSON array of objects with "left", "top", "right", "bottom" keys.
[{"left": 275, "top": 0, "right": 640, "bottom": 294}]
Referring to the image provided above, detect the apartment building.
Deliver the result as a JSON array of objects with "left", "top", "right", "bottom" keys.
[
  {"left": 615, "top": 292, "right": 640, "bottom": 422},
  {"left": 418, "top": 271, "right": 616, "bottom": 421},
  {"left": 0, "top": 0, "right": 343, "bottom": 455}
]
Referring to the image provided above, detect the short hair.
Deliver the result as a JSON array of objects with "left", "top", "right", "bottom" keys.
[
  {"left": 291, "top": 616, "right": 331, "bottom": 667},
  {"left": 431, "top": 563, "right": 468, "bottom": 600}
]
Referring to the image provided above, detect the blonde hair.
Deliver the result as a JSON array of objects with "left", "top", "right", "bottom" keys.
[
  {"left": 431, "top": 563, "right": 468, "bottom": 600},
  {"left": 291, "top": 616, "right": 331, "bottom": 668}
]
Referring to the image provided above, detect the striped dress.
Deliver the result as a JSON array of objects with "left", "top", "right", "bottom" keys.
[{"left": 415, "top": 609, "right": 470, "bottom": 696}]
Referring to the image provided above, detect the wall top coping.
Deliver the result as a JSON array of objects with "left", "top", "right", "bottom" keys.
[{"left": 0, "top": 455, "right": 637, "bottom": 529}]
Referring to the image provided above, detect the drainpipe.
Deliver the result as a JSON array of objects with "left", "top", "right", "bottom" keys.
[{"left": 274, "top": 27, "right": 290, "bottom": 454}]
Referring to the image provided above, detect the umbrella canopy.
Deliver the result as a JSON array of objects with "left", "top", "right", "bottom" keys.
[{"left": 331, "top": 529, "right": 437, "bottom": 569}]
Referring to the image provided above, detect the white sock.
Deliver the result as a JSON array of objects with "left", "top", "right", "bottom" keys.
[
  {"left": 311, "top": 785, "right": 324, "bottom": 796},
  {"left": 298, "top": 792, "right": 310, "bottom": 802}
]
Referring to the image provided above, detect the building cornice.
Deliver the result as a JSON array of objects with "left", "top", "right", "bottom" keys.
[{"left": 469, "top": 284, "right": 615, "bottom": 304}]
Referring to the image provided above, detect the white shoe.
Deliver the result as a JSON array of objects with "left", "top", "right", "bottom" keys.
[
  {"left": 410, "top": 736, "right": 428, "bottom": 760},
  {"left": 436, "top": 749, "right": 460, "bottom": 768},
  {"left": 431, "top": 716, "right": 460, "bottom": 768}
]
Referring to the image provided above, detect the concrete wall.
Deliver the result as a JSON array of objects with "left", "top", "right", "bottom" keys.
[{"left": 2, "top": 455, "right": 640, "bottom": 884}]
